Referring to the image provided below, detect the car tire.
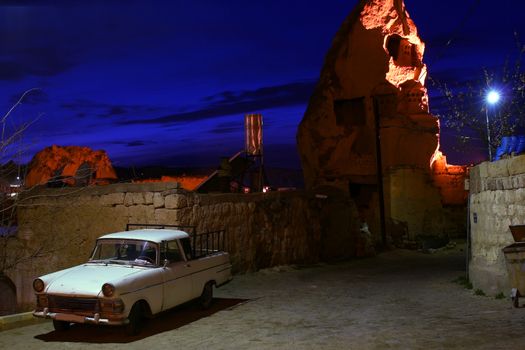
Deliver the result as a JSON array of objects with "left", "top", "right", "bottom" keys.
[
  {"left": 52, "top": 320, "right": 70, "bottom": 331},
  {"left": 200, "top": 281, "right": 214, "bottom": 309},
  {"left": 126, "top": 302, "right": 144, "bottom": 336}
]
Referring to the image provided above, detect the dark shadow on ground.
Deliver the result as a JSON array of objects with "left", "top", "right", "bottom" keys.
[{"left": 34, "top": 298, "right": 248, "bottom": 343}]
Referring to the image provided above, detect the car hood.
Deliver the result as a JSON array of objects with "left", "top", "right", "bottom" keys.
[{"left": 44, "top": 263, "right": 147, "bottom": 297}]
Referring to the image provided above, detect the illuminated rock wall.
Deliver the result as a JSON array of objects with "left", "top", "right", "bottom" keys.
[
  {"left": 469, "top": 155, "right": 525, "bottom": 295},
  {"left": 11, "top": 184, "right": 359, "bottom": 309},
  {"left": 25, "top": 145, "right": 117, "bottom": 187},
  {"left": 296, "top": 0, "right": 466, "bottom": 240},
  {"left": 384, "top": 167, "right": 444, "bottom": 237}
]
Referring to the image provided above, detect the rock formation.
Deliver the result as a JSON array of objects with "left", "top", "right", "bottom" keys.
[
  {"left": 25, "top": 145, "right": 117, "bottom": 187},
  {"left": 296, "top": 0, "right": 467, "bottom": 240}
]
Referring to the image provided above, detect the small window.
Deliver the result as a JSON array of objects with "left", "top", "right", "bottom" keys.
[
  {"left": 386, "top": 34, "right": 420, "bottom": 67},
  {"left": 398, "top": 80, "right": 428, "bottom": 114},
  {"left": 334, "top": 97, "right": 366, "bottom": 128},
  {"left": 165, "top": 240, "right": 183, "bottom": 262},
  {"left": 386, "top": 34, "right": 402, "bottom": 60}
]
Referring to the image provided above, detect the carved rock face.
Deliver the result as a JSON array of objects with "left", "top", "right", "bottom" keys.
[
  {"left": 297, "top": 0, "right": 438, "bottom": 190},
  {"left": 296, "top": 0, "right": 467, "bottom": 239},
  {"left": 25, "top": 145, "right": 117, "bottom": 187}
]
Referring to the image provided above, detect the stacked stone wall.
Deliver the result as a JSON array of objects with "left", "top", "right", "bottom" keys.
[
  {"left": 469, "top": 155, "right": 525, "bottom": 295},
  {"left": 9, "top": 182, "right": 359, "bottom": 309}
]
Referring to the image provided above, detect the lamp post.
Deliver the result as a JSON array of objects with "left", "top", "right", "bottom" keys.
[{"left": 485, "top": 90, "right": 500, "bottom": 161}]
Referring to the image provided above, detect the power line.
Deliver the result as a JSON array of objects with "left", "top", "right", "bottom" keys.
[{"left": 431, "top": 0, "right": 482, "bottom": 65}]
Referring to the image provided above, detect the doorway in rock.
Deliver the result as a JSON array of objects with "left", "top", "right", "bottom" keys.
[
  {"left": 0, "top": 275, "right": 16, "bottom": 316},
  {"left": 349, "top": 182, "right": 380, "bottom": 239}
]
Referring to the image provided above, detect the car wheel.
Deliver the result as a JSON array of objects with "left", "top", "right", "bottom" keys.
[
  {"left": 53, "top": 320, "right": 70, "bottom": 331},
  {"left": 126, "top": 302, "right": 144, "bottom": 336},
  {"left": 200, "top": 282, "right": 214, "bottom": 309}
]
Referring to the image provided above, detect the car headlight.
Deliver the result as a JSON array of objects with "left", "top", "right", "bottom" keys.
[
  {"left": 102, "top": 283, "right": 115, "bottom": 297},
  {"left": 33, "top": 278, "right": 45, "bottom": 293}
]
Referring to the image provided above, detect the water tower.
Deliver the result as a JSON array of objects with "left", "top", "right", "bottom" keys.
[{"left": 245, "top": 113, "right": 267, "bottom": 192}]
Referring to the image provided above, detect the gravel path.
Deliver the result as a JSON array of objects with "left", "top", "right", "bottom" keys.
[{"left": 1, "top": 245, "right": 524, "bottom": 349}]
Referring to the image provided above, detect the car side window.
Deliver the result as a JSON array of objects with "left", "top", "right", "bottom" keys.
[{"left": 165, "top": 240, "right": 183, "bottom": 263}]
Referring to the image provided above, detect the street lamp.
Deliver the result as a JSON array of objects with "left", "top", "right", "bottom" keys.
[{"left": 485, "top": 90, "right": 501, "bottom": 161}]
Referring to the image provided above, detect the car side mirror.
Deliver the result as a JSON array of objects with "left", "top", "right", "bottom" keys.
[{"left": 163, "top": 259, "right": 169, "bottom": 268}]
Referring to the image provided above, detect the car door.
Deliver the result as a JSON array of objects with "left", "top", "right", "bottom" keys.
[{"left": 161, "top": 240, "right": 193, "bottom": 310}]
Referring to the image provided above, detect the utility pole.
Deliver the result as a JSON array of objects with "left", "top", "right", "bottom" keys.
[{"left": 373, "top": 97, "right": 387, "bottom": 248}]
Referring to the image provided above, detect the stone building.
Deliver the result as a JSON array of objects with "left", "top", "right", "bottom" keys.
[
  {"left": 469, "top": 155, "right": 525, "bottom": 296},
  {"left": 296, "top": 0, "right": 467, "bottom": 242}
]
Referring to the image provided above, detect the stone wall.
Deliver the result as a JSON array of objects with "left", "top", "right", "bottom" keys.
[
  {"left": 8, "top": 182, "right": 360, "bottom": 309},
  {"left": 469, "top": 155, "right": 525, "bottom": 295}
]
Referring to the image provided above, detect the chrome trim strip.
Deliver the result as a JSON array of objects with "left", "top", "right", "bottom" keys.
[
  {"left": 120, "top": 262, "right": 231, "bottom": 296},
  {"left": 216, "top": 264, "right": 232, "bottom": 273},
  {"left": 120, "top": 281, "right": 164, "bottom": 296},
  {"left": 32, "top": 311, "right": 126, "bottom": 326}
]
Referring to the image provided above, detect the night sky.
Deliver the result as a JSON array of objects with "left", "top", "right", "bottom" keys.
[{"left": 0, "top": 0, "right": 523, "bottom": 169}]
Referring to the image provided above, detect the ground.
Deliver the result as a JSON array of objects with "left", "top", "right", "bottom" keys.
[{"left": 1, "top": 244, "right": 525, "bottom": 349}]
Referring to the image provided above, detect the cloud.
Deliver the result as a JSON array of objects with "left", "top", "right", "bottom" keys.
[
  {"left": 0, "top": 1, "right": 49, "bottom": 6},
  {"left": 125, "top": 140, "right": 146, "bottom": 147},
  {"left": 107, "top": 140, "right": 153, "bottom": 147},
  {"left": 61, "top": 99, "right": 106, "bottom": 111},
  {"left": 108, "top": 106, "right": 127, "bottom": 116},
  {"left": 116, "top": 81, "right": 316, "bottom": 126},
  {"left": 0, "top": 62, "right": 25, "bottom": 80},
  {"left": 209, "top": 121, "right": 242, "bottom": 135},
  {"left": 0, "top": 46, "right": 75, "bottom": 81},
  {"left": 0, "top": 0, "right": 133, "bottom": 7},
  {"left": 61, "top": 99, "right": 165, "bottom": 119},
  {"left": 109, "top": 141, "right": 304, "bottom": 169}
]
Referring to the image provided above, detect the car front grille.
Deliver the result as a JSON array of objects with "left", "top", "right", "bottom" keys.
[{"left": 47, "top": 295, "right": 99, "bottom": 312}]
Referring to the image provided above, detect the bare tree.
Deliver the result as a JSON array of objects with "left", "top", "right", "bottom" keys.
[
  {"left": 0, "top": 89, "right": 41, "bottom": 273},
  {"left": 431, "top": 34, "right": 525, "bottom": 159}
]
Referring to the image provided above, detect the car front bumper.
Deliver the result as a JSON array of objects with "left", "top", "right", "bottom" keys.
[{"left": 33, "top": 309, "right": 126, "bottom": 326}]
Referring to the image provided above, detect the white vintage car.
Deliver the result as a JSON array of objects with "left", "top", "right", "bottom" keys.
[{"left": 32, "top": 228, "right": 232, "bottom": 335}]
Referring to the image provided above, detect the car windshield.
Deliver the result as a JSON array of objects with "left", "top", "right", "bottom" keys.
[{"left": 89, "top": 239, "right": 158, "bottom": 266}]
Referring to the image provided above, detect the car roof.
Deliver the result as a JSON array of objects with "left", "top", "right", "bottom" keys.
[{"left": 97, "top": 229, "right": 190, "bottom": 243}]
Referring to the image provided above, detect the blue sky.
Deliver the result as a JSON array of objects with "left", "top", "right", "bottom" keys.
[{"left": 0, "top": 0, "right": 523, "bottom": 168}]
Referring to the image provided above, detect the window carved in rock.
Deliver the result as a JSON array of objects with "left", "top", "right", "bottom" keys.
[
  {"left": 334, "top": 97, "right": 367, "bottom": 128},
  {"left": 386, "top": 34, "right": 421, "bottom": 68},
  {"left": 397, "top": 80, "right": 429, "bottom": 115}
]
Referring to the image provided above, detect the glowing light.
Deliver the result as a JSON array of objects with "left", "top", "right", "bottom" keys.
[
  {"left": 485, "top": 90, "right": 501, "bottom": 160},
  {"left": 486, "top": 90, "right": 501, "bottom": 105}
]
